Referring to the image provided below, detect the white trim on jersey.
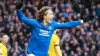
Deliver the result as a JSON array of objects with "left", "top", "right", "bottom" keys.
[{"left": 27, "top": 54, "right": 35, "bottom": 56}]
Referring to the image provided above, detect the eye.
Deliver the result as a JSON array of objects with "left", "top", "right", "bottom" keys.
[{"left": 50, "top": 13, "right": 54, "bottom": 15}]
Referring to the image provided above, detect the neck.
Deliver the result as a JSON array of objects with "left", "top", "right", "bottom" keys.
[
  {"left": 1, "top": 42, "right": 6, "bottom": 46},
  {"left": 43, "top": 20, "right": 48, "bottom": 26}
]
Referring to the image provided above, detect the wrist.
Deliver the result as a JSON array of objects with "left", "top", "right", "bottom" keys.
[{"left": 80, "top": 20, "right": 84, "bottom": 23}]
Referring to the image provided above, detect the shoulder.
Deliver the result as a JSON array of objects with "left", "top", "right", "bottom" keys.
[
  {"left": 0, "top": 43, "right": 6, "bottom": 49},
  {"left": 30, "top": 19, "right": 40, "bottom": 26},
  {"left": 0, "top": 43, "right": 4, "bottom": 51},
  {"left": 52, "top": 20, "right": 61, "bottom": 25},
  {"left": 30, "top": 19, "right": 37, "bottom": 22},
  {"left": 52, "top": 34, "right": 59, "bottom": 40}
]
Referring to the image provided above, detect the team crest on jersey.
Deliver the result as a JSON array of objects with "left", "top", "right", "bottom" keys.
[{"left": 48, "top": 26, "right": 52, "bottom": 30}]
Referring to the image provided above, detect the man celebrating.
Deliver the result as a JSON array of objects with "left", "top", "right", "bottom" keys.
[{"left": 16, "top": 0, "right": 93, "bottom": 56}]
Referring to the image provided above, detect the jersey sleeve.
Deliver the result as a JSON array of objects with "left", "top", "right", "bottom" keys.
[
  {"left": 54, "top": 35, "right": 59, "bottom": 43},
  {"left": 17, "top": 10, "right": 35, "bottom": 26},
  {"left": 53, "top": 20, "right": 81, "bottom": 29},
  {"left": 53, "top": 34, "right": 62, "bottom": 56},
  {"left": 52, "top": 34, "right": 59, "bottom": 45}
]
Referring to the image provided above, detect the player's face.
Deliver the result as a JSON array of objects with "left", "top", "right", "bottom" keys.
[
  {"left": 2, "top": 35, "right": 9, "bottom": 44},
  {"left": 44, "top": 9, "right": 54, "bottom": 24}
]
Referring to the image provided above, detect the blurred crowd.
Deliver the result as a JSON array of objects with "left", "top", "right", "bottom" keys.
[{"left": 0, "top": 0, "right": 100, "bottom": 56}]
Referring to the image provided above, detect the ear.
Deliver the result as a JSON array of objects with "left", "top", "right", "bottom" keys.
[{"left": 44, "top": 15, "right": 46, "bottom": 19}]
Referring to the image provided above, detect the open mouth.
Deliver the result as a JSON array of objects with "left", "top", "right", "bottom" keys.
[
  {"left": 50, "top": 18, "right": 52, "bottom": 20},
  {"left": 50, "top": 19, "right": 52, "bottom": 20}
]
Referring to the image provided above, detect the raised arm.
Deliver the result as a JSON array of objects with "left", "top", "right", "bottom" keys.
[
  {"left": 17, "top": 10, "right": 35, "bottom": 26},
  {"left": 16, "top": 0, "right": 35, "bottom": 26},
  {"left": 53, "top": 34, "right": 62, "bottom": 56},
  {"left": 53, "top": 20, "right": 83, "bottom": 29},
  {"left": 55, "top": 38, "right": 62, "bottom": 56}
]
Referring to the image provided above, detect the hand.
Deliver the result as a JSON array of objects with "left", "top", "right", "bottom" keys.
[{"left": 16, "top": 0, "right": 24, "bottom": 10}]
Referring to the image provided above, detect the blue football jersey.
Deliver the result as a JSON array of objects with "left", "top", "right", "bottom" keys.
[{"left": 17, "top": 10, "right": 81, "bottom": 56}]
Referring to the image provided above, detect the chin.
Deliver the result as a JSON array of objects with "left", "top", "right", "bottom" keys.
[{"left": 49, "top": 21, "right": 52, "bottom": 24}]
